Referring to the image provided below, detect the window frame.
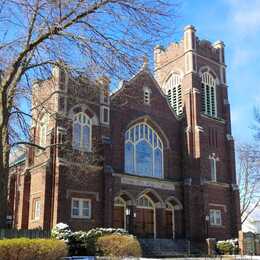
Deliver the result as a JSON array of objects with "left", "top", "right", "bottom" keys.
[
  {"left": 124, "top": 122, "right": 164, "bottom": 179},
  {"left": 72, "top": 112, "right": 92, "bottom": 152},
  {"left": 39, "top": 115, "right": 48, "bottom": 147},
  {"left": 32, "top": 197, "right": 41, "bottom": 221},
  {"left": 201, "top": 72, "right": 217, "bottom": 117},
  {"left": 100, "top": 106, "right": 110, "bottom": 125},
  {"left": 164, "top": 73, "right": 183, "bottom": 116},
  {"left": 136, "top": 195, "right": 154, "bottom": 209},
  {"left": 209, "top": 209, "right": 222, "bottom": 226},
  {"left": 71, "top": 198, "right": 91, "bottom": 219},
  {"left": 100, "top": 86, "right": 110, "bottom": 105},
  {"left": 210, "top": 157, "right": 217, "bottom": 182}
]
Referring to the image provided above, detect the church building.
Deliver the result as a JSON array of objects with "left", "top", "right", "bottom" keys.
[{"left": 8, "top": 25, "right": 241, "bottom": 245}]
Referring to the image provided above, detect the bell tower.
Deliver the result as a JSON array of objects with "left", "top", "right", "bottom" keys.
[{"left": 154, "top": 25, "right": 241, "bottom": 241}]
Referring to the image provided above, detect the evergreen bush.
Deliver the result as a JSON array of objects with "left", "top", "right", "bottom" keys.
[
  {"left": 96, "top": 234, "right": 142, "bottom": 257},
  {"left": 216, "top": 239, "right": 239, "bottom": 255},
  {"left": 0, "top": 238, "right": 68, "bottom": 260},
  {"left": 51, "top": 223, "right": 129, "bottom": 256}
]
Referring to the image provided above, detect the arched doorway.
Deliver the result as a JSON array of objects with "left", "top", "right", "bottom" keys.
[
  {"left": 135, "top": 195, "right": 155, "bottom": 238},
  {"left": 113, "top": 196, "right": 126, "bottom": 229},
  {"left": 165, "top": 197, "right": 183, "bottom": 239},
  {"left": 165, "top": 202, "right": 175, "bottom": 239}
]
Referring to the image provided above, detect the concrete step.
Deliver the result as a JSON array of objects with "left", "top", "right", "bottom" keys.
[{"left": 139, "top": 238, "right": 191, "bottom": 257}]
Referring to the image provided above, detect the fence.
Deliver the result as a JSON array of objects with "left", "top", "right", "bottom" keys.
[{"left": 0, "top": 229, "right": 51, "bottom": 239}]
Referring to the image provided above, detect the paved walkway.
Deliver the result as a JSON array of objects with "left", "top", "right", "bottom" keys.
[{"left": 64, "top": 256, "right": 260, "bottom": 260}]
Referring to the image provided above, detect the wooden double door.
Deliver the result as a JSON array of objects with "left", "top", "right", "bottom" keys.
[
  {"left": 165, "top": 209, "right": 174, "bottom": 239},
  {"left": 135, "top": 208, "right": 154, "bottom": 238},
  {"left": 112, "top": 206, "right": 125, "bottom": 229}
]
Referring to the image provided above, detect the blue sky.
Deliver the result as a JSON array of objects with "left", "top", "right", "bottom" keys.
[{"left": 168, "top": 0, "right": 260, "bottom": 143}]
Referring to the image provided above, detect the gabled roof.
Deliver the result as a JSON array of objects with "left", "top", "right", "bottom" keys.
[{"left": 111, "top": 67, "right": 182, "bottom": 121}]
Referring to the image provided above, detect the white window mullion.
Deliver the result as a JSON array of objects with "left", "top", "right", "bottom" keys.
[
  {"left": 208, "top": 86, "right": 211, "bottom": 115},
  {"left": 201, "top": 72, "right": 217, "bottom": 117},
  {"left": 204, "top": 85, "right": 207, "bottom": 114}
]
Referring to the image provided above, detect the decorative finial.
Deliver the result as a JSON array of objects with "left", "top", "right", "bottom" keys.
[{"left": 142, "top": 56, "right": 148, "bottom": 70}]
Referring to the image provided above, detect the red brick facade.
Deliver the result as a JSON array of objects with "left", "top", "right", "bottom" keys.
[{"left": 8, "top": 25, "right": 241, "bottom": 244}]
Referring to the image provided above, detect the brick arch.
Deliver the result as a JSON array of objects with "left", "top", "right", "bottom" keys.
[
  {"left": 162, "top": 69, "right": 184, "bottom": 88},
  {"left": 137, "top": 188, "right": 164, "bottom": 207},
  {"left": 165, "top": 196, "right": 183, "bottom": 210},
  {"left": 115, "top": 190, "right": 135, "bottom": 206},
  {"left": 68, "top": 104, "right": 99, "bottom": 126},
  {"left": 125, "top": 115, "right": 170, "bottom": 149}
]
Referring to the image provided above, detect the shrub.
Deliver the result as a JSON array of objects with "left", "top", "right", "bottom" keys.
[
  {"left": 0, "top": 238, "right": 68, "bottom": 260},
  {"left": 51, "top": 223, "right": 129, "bottom": 256},
  {"left": 51, "top": 222, "right": 72, "bottom": 241},
  {"left": 96, "top": 234, "right": 142, "bottom": 257},
  {"left": 216, "top": 239, "right": 239, "bottom": 255},
  {"left": 82, "top": 227, "right": 128, "bottom": 256}
]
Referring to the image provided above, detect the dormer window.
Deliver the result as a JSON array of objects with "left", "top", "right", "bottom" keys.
[{"left": 143, "top": 87, "right": 151, "bottom": 105}]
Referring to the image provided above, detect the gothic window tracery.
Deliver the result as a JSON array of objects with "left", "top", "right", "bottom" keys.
[
  {"left": 136, "top": 195, "right": 154, "bottom": 209},
  {"left": 39, "top": 115, "right": 48, "bottom": 147},
  {"left": 72, "top": 112, "right": 92, "bottom": 151},
  {"left": 124, "top": 123, "right": 163, "bottom": 178}
]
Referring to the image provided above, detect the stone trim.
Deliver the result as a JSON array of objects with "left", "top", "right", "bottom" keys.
[
  {"left": 113, "top": 173, "right": 180, "bottom": 191},
  {"left": 205, "top": 181, "right": 230, "bottom": 188},
  {"left": 201, "top": 114, "right": 225, "bottom": 124},
  {"left": 66, "top": 189, "right": 100, "bottom": 202},
  {"left": 209, "top": 203, "right": 227, "bottom": 212}
]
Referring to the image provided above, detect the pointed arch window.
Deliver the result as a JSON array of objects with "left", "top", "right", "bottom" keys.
[
  {"left": 39, "top": 115, "right": 48, "bottom": 147},
  {"left": 164, "top": 73, "right": 183, "bottom": 116},
  {"left": 73, "top": 112, "right": 92, "bottom": 151},
  {"left": 124, "top": 123, "right": 163, "bottom": 178},
  {"left": 209, "top": 153, "right": 219, "bottom": 182},
  {"left": 201, "top": 72, "right": 217, "bottom": 117}
]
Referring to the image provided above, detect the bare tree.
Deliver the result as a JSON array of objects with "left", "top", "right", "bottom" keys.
[
  {"left": 0, "top": 0, "right": 178, "bottom": 227},
  {"left": 253, "top": 107, "right": 260, "bottom": 140},
  {"left": 237, "top": 144, "right": 260, "bottom": 224}
]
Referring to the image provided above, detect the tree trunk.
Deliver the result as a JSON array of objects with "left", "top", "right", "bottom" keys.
[{"left": 0, "top": 89, "right": 10, "bottom": 228}]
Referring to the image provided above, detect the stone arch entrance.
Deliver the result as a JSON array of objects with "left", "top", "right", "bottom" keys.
[{"left": 135, "top": 194, "right": 156, "bottom": 239}]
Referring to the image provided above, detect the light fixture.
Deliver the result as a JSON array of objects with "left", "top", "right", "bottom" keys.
[{"left": 125, "top": 208, "right": 130, "bottom": 216}]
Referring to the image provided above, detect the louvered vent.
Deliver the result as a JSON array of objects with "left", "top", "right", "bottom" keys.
[
  {"left": 164, "top": 73, "right": 183, "bottom": 116},
  {"left": 201, "top": 72, "right": 217, "bottom": 117}
]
